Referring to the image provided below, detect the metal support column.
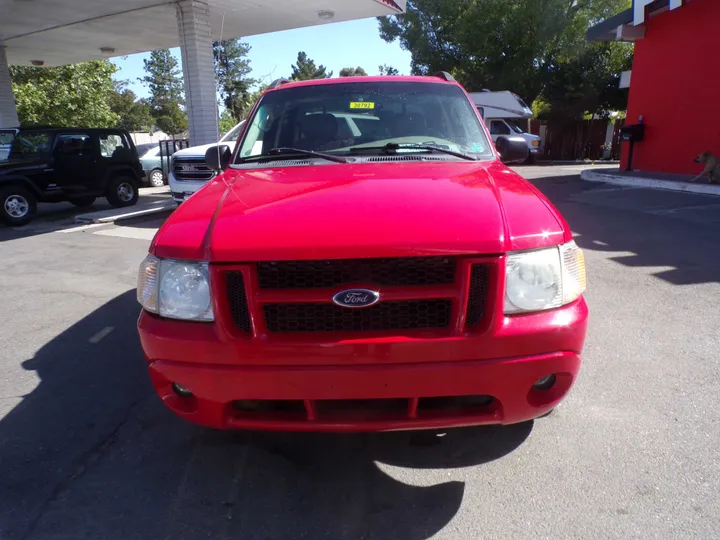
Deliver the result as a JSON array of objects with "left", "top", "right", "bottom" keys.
[
  {"left": 0, "top": 45, "right": 19, "bottom": 128},
  {"left": 176, "top": 0, "right": 218, "bottom": 146}
]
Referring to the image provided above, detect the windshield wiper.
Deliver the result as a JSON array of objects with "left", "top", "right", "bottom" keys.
[
  {"left": 238, "top": 147, "right": 348, "bottom": 164},
  {"left": 349, "top": 142, "right": 477, "bottom": 161}
]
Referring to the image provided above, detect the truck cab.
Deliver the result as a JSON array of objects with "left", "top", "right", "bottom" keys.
[
  {"left": 470, "top": 91, "right": 541, "bottom": 162},
  {"left": 136, "top": 75, "right": 587, "bottom": 432},
  {"left": 487, "top": 118, "right": 541, "bottom": 162}
]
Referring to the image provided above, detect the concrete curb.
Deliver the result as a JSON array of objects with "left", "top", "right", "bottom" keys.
[
  {"left": 533, "top": 160, "right": 620, "bottom": 166},
  {"left": 74, "top": 200, "right": 175, "bottom": 224},
  {"left": 580, "top": 169, "right": 720, "bottom": 196}
]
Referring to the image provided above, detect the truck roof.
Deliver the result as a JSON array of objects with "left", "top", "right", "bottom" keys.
[{"left": 266, "top": 75, "right": 461, "bottom": 93}]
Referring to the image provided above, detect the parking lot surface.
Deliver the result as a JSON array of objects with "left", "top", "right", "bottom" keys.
[{"left": 1, "top": 165, "right": 719, "bottom": 539}]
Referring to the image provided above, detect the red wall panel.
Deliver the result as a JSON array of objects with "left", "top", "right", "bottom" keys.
[{"left": 622, "top": 0, "right": 720, "bottom": 175}]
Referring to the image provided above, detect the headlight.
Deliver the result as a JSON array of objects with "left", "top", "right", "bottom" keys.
[
  {"left": 137, "top": 255, "right": 214, "bottom": 321},
  {"left": 504, "top": 241, "right": 585, "bottom": 314},
  {"left": 137, "top": 255, "right": 159, "bottom": 313}
]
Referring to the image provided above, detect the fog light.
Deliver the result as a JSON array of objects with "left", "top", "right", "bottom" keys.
[
  {"left": 172, "top": 382, "right": 194, "bottom": 398},
  {"left": 532, "top": 374, "right": 556, "bottom": 391}
]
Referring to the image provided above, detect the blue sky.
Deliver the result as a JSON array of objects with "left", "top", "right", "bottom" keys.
[{"left": 112, "top": 18, "right": 412, "bottom": 99}]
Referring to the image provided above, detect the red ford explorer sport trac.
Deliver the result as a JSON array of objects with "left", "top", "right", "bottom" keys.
[{"left": 137, "top": 74, "right": 588, "bottom": 432}]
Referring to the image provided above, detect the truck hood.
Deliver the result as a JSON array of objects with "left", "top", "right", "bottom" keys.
[
  {"left": 152, "top": 160, "right": 569, "bottom": 262},
  {"left": 173, "top": 141, "right": 238, "bottom": 158}
]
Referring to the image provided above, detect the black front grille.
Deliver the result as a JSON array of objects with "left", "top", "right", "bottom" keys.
[
  {"left": 264, "top": 300, "right": 452, "bottom": 333},
  {"left": 226, "top": 272, "right": 251, "bottom": 332},
  {"left": 465, "top": 264, "right": 490, "bottom": 327},
  {"left": 257, "top": 257, "right": 456, "bottom": 290},
  {"left": 173, "top": 157, "right": 215, "bottom": 181}
]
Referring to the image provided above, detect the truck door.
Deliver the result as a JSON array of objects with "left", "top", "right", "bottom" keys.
[{"left": 53, "top": 133, "right": 101, "bottom": 194}]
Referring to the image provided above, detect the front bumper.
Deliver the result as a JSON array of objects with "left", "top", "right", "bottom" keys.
[
  {"left": 167, "top": 172, "right": 209, "bottom": 203},
  {"left": 138, "top": 298, "right": 588, "bottom": 432}
]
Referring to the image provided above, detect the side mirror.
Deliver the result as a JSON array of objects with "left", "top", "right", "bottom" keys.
[
  {"left": 205, "top": 144, "right": 232, "bottom": 171},
  {"left": 495, "top": 136, "right": 529, "bottom": 164}
]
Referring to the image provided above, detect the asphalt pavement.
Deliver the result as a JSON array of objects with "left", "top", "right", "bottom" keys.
[{"left": 1, "top": 164, "right": 719, "bottom": 540}]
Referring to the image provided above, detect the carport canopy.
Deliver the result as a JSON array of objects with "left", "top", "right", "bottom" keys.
[{"left": 0, "top": 0, "right": 406, "bottom": 144}]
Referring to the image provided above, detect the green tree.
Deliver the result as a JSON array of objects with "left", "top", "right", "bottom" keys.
[
  {"left": 154, "top": 103, "right": 188, "bottom": 136},
  {"left": 378, "top": 64, "right": 400, "bottom": 76},
  {"left": 339, "top": 66, "right": 368, "bottom": 77},
  {"left": 140, "top": 49, "right": 186, "bottom": 134},
  {"left": 10, "top": 60, "right": 119, "bottom": 127},
  {"left": 378, "top": 0, "right": 631, "bottom": 115},
  {"left": 218, "top": 109, "right": 236, "bottom": 134},
  {"left": 542, "top": 42, "right": 632, "bottom": 122},
  {"left": 140, "top": 49, "right": 184, "bottom": 106},
  {"left": 213, "top": 39, "right": 256, "bottom": 121},
  {"left": 108, "top": 83, "right": 153, "bottom": 131},
  {"left": 290, "top": 51, "right": 332, "bottom": 81}
]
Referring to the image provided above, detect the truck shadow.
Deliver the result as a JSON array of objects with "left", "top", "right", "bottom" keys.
[
  {"left": 530, "top": 174, "right": 720, "bottom": 285},
  {"left": 0, "top": 290, "right": 532, "bottom": 540}
]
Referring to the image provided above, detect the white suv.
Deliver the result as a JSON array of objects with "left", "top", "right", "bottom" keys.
[{"left": 168, "top": 120, "right": 245, "bottom": 204}]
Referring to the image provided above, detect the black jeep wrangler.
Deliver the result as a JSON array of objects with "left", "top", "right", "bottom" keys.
[{"left": 0, "top": 127, "right": 143, "bottom": 226}]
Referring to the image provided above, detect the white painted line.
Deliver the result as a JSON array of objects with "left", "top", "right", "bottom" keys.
[
  {"left": 583, "top": 186, "right": 640, "bottom": 193},
  {"left": 139, "top": 186, "right": 171, "bottom": 195},
  {"left": 649, "top": 204, "right": 720, "bottom": 215},
  {"left": 89, "top": 326, "right": 114, "bottom": 343},
  {"left": 75, "top": 201, "right": 175, "bottom": 224},
  {"left": 93, "top": 227, "right": 159, "bottom": 240},
  {"left": 57, "top": 223, "right": 106, "bottom": 234}
]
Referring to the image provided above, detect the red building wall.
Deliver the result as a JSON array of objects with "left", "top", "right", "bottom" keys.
[{"left": 622, "top": 0, "right": 720, "bottom": 175}]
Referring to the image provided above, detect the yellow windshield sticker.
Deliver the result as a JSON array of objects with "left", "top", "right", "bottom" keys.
[{"left": 349, "top": 102, "right": 375, "bottom": 109}]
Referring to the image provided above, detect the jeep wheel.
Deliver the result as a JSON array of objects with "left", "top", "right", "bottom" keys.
[
  {"left": 106, "top": 177, "right": 139, "bottom": 208},
  {"left": 1, "top": 186, "right": 37, "bottom": 227},
  {"left": 69, "top": 196, "right": 97, "bottom": 208},
  {"left": 148, "top": 169, "right": 165, "bottom": 187}
]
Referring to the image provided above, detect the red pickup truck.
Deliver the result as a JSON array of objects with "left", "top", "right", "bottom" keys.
[{"left": 137, "top": 74, "right": 587, "bottom": 432}]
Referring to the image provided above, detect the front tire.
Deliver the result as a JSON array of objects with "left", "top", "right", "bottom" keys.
[
  {"left": 148, "top": 169, "right": 165, "bottom": 187},
  {"left": 106, "top": 176, "right": 139, "bottom": 208},
  {"left": 69, "top": 196, "right": 96, "bottom": 208},
  {"left": 1, "top": 185, "right": 37, "bottom": 226}
]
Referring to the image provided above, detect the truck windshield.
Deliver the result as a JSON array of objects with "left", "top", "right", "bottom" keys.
[{"left": 236, "top": 81, "right": 492, "bottom": 162}]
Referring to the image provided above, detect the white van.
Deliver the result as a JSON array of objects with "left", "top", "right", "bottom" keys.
[
  {"left": 469, "top": 91, "right": 541, "bottom": 162},
  {"left": 168, "top": 120, "right": 245, "bottom": 204}
]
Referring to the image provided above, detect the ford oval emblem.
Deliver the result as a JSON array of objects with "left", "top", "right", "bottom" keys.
[{"left": 332, "top": 289, "right": 380, "bottom": 308}]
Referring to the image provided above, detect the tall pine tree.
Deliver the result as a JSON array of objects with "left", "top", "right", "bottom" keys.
[
  {"left": 213, "top": 39, "right": 256, "bottom": 122},
  {"left": 139, "top": 50, "right": 187, "bottom": 135},
  {"left": 339, "top": 67, "right": 368, "bottom": 77},
  {"left": 108, "top": 82, "right": 153, "bottom": 132},
  {"left": 290, "top": 52, "right": 332, "bottom": 81}
]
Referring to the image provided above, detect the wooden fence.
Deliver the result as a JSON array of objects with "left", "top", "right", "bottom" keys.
[{"left": 530, "top": 118, "right": 625, "bottom": 161}]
